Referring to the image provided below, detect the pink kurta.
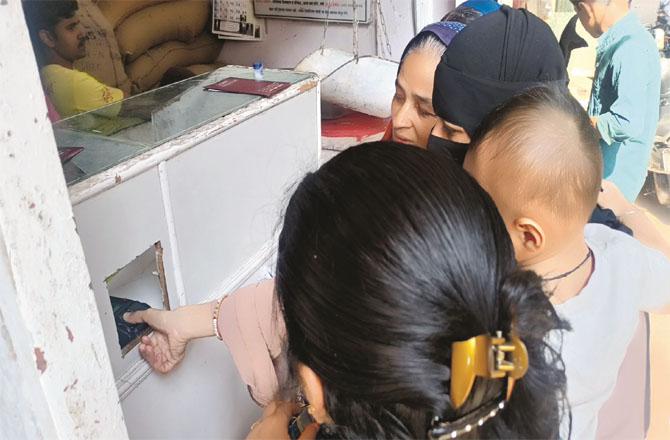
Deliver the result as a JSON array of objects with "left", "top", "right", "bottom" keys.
[{"left": 218, "top": 279, "right": 285, "bottom": 406}]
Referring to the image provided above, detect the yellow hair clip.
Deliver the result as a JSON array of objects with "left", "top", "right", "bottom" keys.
[{"left": 450, "top": 330, "right": 528, "bottom": 409}]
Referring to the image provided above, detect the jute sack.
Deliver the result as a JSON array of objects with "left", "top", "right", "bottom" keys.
[
  {"left": 74, "top": 0, "right": 131, "bottom": 95},
  {"left": 126, "top": 33, "right": 222, "bottom": 93},
  {"left": 116, "top": 0, "right": 210, "bottom": 63},
  {"left": 96, "top": 0, "right": 170, "bottom": 29},
  {"left": 185, "top": 63, "right": 225, "bottom": 75}
]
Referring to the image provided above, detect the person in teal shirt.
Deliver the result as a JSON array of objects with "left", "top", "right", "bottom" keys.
[{"left": 572, "top": 0, "right": 661, "bottom": 201}]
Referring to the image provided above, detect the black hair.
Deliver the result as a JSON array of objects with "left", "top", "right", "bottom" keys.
[
  {"left": 276, "top": 142, "right": 569, "bottom": 439},
  {"left": 22, "top": 0, "right": 79, "bottom": 59},
  {"left": 470, "top": 84, "right": 602, "bottom": 222},
  {"left": 441, "top": 4, "right": 485, "bottom": 23}
]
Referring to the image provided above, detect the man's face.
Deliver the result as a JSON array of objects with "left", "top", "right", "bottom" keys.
[
  {"left": 572, "top": 1, "right": 605, "bottom": 38},
  {"left": 47, "top": 14, "right": 86, "bottom": 62}
]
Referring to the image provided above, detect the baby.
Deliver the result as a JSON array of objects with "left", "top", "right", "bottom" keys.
[{"left": 463, "top": 85, "right": 670, "bottom": 439}]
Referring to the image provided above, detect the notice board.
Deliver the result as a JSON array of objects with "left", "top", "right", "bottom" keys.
[{"left": 253, "top": 0, "right": 370, "bottom": 23}]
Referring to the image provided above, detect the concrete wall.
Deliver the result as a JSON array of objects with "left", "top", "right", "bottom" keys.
[
  {"left": 219, "top": 0, "right": 456, "bottom": 68},
  {"left": 0, "top": 1, "right": 127, "bottom": 437}
]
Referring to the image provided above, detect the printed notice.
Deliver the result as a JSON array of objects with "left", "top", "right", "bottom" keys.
[
  {"left": 213, "top": 0, "right": 266, "bottom": 41},
  {"left": 253, "top": 0, "right": 369, "bottom": 23}
]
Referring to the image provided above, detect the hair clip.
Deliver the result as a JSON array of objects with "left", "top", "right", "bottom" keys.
[{"left": 450, "top": 330, "right": 528, "bottom": 409}]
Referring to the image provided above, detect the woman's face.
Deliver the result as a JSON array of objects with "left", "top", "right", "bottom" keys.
[{"left": 391, "top": 50, "right": 440, "bottom": 148}]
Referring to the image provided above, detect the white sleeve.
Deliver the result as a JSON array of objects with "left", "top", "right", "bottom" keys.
[{"left": 637, "top": 244, "right": 670, "bottom": 312}]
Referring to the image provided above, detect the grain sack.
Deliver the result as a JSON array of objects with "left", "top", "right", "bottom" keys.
[
  {"left": 126, "top": 33, "right": 222, "bottom": 93},
  {"left": 74, "top": 0, "right": 131, "bottom": 95},
  {"left": 96, "top": 0, "right": 170, "bottom": 29},
  {"left": 185, "top": 63, "right": 225, "bottom": 75},
  {"left": 116, "top": 0, "right": 210, "bottom": 63}
]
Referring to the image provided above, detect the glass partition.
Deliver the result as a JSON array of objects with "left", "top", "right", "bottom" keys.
[{"left": 55, "top": 66, "right": 312, "bottom": 186}]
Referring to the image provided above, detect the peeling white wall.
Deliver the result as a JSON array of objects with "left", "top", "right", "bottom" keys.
[
  {"left": 0, "top": 233, "right": 58, "bottom": 439},
  {"left": 219, "top": 0, "right": 456, "bottom": 67},
  {"left": 0, "top": 1, "right": 127, "bottom": 438}
]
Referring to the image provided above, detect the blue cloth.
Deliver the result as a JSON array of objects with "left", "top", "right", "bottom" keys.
[
  {"left": 442, "top": 0, "right": 501, "bottom": 23},
  {"left": 588, "top": 12, "right": 661, "bottom": 201},
  {"left": 430, "top": 0, "right": 501, "bottom": 42},
  {"left": 420, "top": 21, "right": 466, "bottom": 48},
  {"left": 460, "top": 0, "right": 501, "bottom": 15}
]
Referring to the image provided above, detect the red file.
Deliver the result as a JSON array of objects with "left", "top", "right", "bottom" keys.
[{"left": 204, "top": 77, "right": 291, "bottom": 98}]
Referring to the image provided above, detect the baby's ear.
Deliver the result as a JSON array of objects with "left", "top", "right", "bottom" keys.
[{"left": 512, "top": 217, "right": 546, "bottom": 257}]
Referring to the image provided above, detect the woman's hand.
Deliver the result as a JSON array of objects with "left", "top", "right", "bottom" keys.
[
  {"left": 598, "top": 179, "right": 634, "bottom": 217},
  {"left": 124, "top": 308, "right": 193, "bottom": 373},
  {"left": 246, "top": 401, "right": 318, "bottom": 440}
]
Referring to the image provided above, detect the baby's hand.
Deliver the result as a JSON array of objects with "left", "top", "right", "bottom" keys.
[
  {"left": 124, "top": 308, "right": 189, "bottom": 374},
  {"left": 598, "top": 180, "right": 633, "bottom": 217}
]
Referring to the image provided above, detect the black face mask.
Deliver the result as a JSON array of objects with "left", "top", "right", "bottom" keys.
[{"left": 426, "top": 134, "right": 469, "bottom": 166}]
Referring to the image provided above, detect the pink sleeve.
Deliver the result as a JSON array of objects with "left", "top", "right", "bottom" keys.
[
  {"left": 45, "top": 94, "right": 60, "bottom": 123},
  {"left": 218, "top": 278, "right": 287, "bottom": 407}
]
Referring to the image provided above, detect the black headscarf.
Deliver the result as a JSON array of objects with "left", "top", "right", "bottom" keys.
[
  {"left": 559, "top": 15, "right": 588, "bottom": 66},
  {"left": 432, "top": 6, "right": 568, "bottom": 137}
]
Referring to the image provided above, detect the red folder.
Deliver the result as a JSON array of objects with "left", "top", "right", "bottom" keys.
[
  {"left": 204, "top": 77, "right": 291, "bottom": 98},
  {"left": 58, "top": 147, "right": 84, "bottom": 164}
]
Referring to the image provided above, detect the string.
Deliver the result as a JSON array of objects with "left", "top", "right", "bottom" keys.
[{"left": 543, "top": 248, "right": 593, "bottom": 282}]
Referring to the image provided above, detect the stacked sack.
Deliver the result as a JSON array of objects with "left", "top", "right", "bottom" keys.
[
  {"left": 96, "top": 0, "right": 223, "bottom": 94},
  {"left": 75, "top": 0, "right": 131, "bottom": 95}
]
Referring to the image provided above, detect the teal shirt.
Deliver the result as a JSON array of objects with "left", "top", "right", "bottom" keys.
[{"left": 588, "top": 12, "right": 661, "bottom": 201}]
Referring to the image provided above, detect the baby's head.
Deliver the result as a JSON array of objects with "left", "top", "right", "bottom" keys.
[{"left": 464, "top": 86, "right": 602, "bottom": 266}]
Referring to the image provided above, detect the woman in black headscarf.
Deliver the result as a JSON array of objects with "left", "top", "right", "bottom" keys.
[
  {"left": 426, "top": 5, "right": 568, "bottom": 163},
  {"left": 425, "top": 5, "right": 631, "bottom": 234}
]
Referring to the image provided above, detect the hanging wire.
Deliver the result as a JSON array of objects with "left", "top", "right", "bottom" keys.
[
  {"left": 375, "top": 0, "right": 393, "bottom": 58},
  {"left": 320, "top": 55, "right": 398, "bottom": 84},
  {"left": 320, "top": 1, "right": 332, "bottom": 55},
  {"left": 352, "top": 0, "right": 360, "bottom": 63}
]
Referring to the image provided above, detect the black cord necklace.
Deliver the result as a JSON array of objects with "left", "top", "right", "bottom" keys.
[{"left": 543, "top": 248, "right": 593, "bottom": 282}]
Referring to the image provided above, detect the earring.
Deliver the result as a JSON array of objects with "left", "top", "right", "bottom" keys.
[
  {"left": 297, "top": 391, "right": 307, "bottom": 407},
  {"left": 307, "top": 405, "right": 316, "bottom": 417}
]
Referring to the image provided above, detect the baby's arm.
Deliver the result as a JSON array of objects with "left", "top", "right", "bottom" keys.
[
  {"left": 598, "top": 181, "right": 670, "bottom": 314},
  {"left": 598, "top": 180, "right": 670, "bottom": 260}
]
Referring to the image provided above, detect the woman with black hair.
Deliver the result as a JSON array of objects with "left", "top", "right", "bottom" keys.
[
  {"left": 124, "top": 2, "right": 577, "bottom": 412},
  {"left": 247, "top": 142, "right": 568, "bottom": 439}
]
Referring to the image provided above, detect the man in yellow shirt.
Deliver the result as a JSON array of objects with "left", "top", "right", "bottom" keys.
[{"left": 23, "top": 1, "right": 124, "bottom": 118}]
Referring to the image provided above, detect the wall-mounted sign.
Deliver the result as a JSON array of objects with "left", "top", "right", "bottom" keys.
[
  {"left": 253, "top": 0, "right": 370, "bottom": 23},
  {"left": 213, "top": 0, "right": 266, "bottom": 41}
]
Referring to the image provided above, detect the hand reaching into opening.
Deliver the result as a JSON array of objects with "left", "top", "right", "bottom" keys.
[{"left": 124, "top": 303, "right": 214, "bottom": 374}]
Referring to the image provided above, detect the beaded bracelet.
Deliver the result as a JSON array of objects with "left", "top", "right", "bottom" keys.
[{"left": 212, "top": 297, "right": 224, "bottom": 340}]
